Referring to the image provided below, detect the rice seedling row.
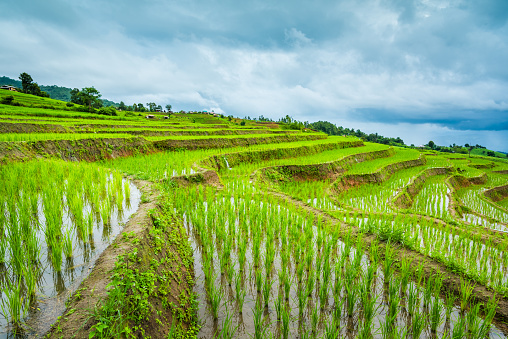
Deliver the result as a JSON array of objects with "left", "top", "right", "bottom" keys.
[
  {"left": 0, "top": 160, "right": 140, "bottom": 335},
  {"left": 166, "top": 181, "right": 503, "bottom": 338}
]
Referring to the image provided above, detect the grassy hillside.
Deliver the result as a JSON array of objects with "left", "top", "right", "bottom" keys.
[{"left": 2, "top": 89, "right": 508, "bottom": 339}]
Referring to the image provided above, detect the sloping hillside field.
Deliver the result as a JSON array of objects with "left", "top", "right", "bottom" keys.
[{"left": 1, "top": 93, "right": 508, "bottom": 338}]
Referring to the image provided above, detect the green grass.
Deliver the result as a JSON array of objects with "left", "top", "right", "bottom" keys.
[
  {"left": 346, "top": 147, "right": 421, "bottom": 175},
  {"left": 0, "top": 133, "right": 135, "bottom": 142},
  {"left": 471, "top": 148, "right": 508, "bottom": 159},
  {"left": 0, "top": 89, "right": 70, "bottom": 109},
  {"left": 145, "top": 132, "right": 323, "bottom": 141}
]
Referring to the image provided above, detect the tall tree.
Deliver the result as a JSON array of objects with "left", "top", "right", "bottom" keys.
[
  {"left": 165, "top": 104, "right": 172, "bottom": 112},
  {"left": 146, "top": 102, "right": 157, "bottom": 112},
  {"left": 19, "top": 72, "right": 33, "bottom": 93},
  {"left": 70, "top": 88, "right": 82, "bottom": 104},
  {"left": 79, "top": 87, "right": 102, "bottom": 109}
]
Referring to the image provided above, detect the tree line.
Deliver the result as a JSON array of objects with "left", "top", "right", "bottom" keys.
[
  {"left": 117, "top": 102, "right": 172, "bottom": 113},
  {"left": 18, "top": 73, "right": 50, "bottom": 98}
]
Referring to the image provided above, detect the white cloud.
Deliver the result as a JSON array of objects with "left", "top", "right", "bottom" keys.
[
  {"left": 284, "top": 28, "right": 312, "bottom": 47},
  {"left": 0, "top": 0, "right": 507, "bottom": 150}
]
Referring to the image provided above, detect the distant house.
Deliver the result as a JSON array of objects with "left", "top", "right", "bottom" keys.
[
  {"left": 0, "top": 85, "right": 17, "bottom": 91},
  {"left": 146, "top": 115, "right": 155, "bottom": 119}
]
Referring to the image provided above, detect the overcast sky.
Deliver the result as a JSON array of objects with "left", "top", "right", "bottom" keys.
[{"left": 1, "top": 0, "right": 507, "bottom": 151}]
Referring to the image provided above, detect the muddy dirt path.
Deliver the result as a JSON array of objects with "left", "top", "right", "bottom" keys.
[{"left": 45, "top": 180, "right": 159, "bottom": 338}]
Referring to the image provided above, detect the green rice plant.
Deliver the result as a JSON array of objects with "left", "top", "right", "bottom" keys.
[
  {"left": 217, "top": 308, "right": 238, "bottom": 339},
  {"left": 50, "top": 237, "right": 63, "bottom": 272},
  {"left": 274, "top": 292, "right": 283, "bottom": 321},
  {"left": 226, "top": 263, "right": 234, "bottom": 286},
  {"left": 24, "top": 227, "right": 40, "bottom": 263},
  {"left": 466, "top": 302, "right": 482, "bottom": 338},
  {"left": 476, "top": 295, "right": 497, "bottom": 338},
  {"left": 255, "top": 269, "right": 263, "bottom": 293},
  {"left": 345, "top": 283, "right": 357, "bottom": 317},
  {"left": 445, "top": 291, "right": 457, "bottom": 319},
  {"left": 318, "top": 283, "right": 328, "bottom": 309},
  {"left": 333, "top": 271, "right": 342, "bottom": 298},
  {"left": 398, "top": 257, "right": 412, "bottom": 292},
  {"left": 360, "top": 290, "right": 377, "bottom": 336},
  {"left": 323, "top": 317, "right": 340, "bottom": 339},
  {"left": 296, "top": 262, "right": 304, "bottom": 283},
  {"left": 332, "top": 296, "right": 343, "bottom": 321},
  {"left": 262, "top": 278, "right": 272, "bottom": 306},
  {"left": 310, "top": 303, "right": 319, "bottom": 334},
  {"left": 306, "top": 269, "right": 315, "bottom": 297},
  {"left": 234, "top": 274, "right": 246, "bottom": 314},
  {"left": 407, "top": 284, "right": 419, "bottom": 316},
  {"left": 22, "top": 265, "right": 37, "bottom": 303},
  {"left": 429, "top": 297, "right": 443, "bottom": 333},
  {"left": 380, "top": 311, "right": 398, "bottom": 339},
  {"left": 63, "top": 227, "right": 74, "bottom": 258},
  {"left": 459, "top": 279, "right": 475, "bottom": 311},
  {"left": 252, "top": 299, "right": 269, "bottom": 339},
  {"left": 382, "top": 242, "right": 396, "bottom": 281},
  {"left": 297, "top": 286, "right": 308, "bottom": 317},
  {"left": 0, "top": 279, "right": 26, "bottom": 326},
  {"left": 387, "top": 288, "right": 401, "bottom": 323},
  {"left": 280, "top": 301, "right": 290, "bottom": 339},
  {"left": 209, "top": 283, "right": 222, "bottom": 320},
  {"left": 411, "top": 312, "right": 427, "bottom": 339},
  {"left": 0, "top": 238, "right": 6, "bottom": 265},
  {"left": 423, "top": 276, "right": 434, "bottom": 307},
  {"left": 451, "top": 315, "right": 466, "bottom": 339},
  {"left": 283, "top": 273, "right": 291, "bottom": 301}
]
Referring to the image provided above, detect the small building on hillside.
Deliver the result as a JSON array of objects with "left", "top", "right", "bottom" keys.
[
  {"left": 146, "top": 115, "right": 155, "bottom": 119},
  {"left": 0, "top": 85, "right": 17, "bottom": 91}
]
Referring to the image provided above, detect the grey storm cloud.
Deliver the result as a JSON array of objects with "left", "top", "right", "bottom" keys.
[{"left": 1, "top": 0, "right": 507, "bottom": 150}]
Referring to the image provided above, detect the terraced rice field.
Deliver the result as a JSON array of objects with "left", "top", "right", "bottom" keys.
[{"left": 1, "top": 93, "right": 508, "bottom": 338}]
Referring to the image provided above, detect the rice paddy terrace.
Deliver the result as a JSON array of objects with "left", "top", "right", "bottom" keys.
[{"left": 1, "top": 91, "right": 508, "bottom": 338}]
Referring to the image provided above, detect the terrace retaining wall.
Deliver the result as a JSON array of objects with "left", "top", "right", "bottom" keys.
[
  {"left": 0, "top": 133, "right": 327, "bottom": 164},
  {"left": 392, "top": 167, "right": 453, "bottom": 209},
  {"left": 331, "top": 153, "right": 427, "bottom": 192},
  {"left": 201, "top": 139, "right": 364, "bottom": 171},
  {"left": 484, "top": 184, "right": 508, "bottom": 202},
  {"left": 262, "top": 147, "right": 395, "bottom": 183},
  {"left": 447, "top": 173, "right": 488, "bottom": 189},
  {"left": 152, "top": 133, "right": 327, "bottom": 151},
  {"left": 0, "top": 137, "right": 154, "bottom": 163}
]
